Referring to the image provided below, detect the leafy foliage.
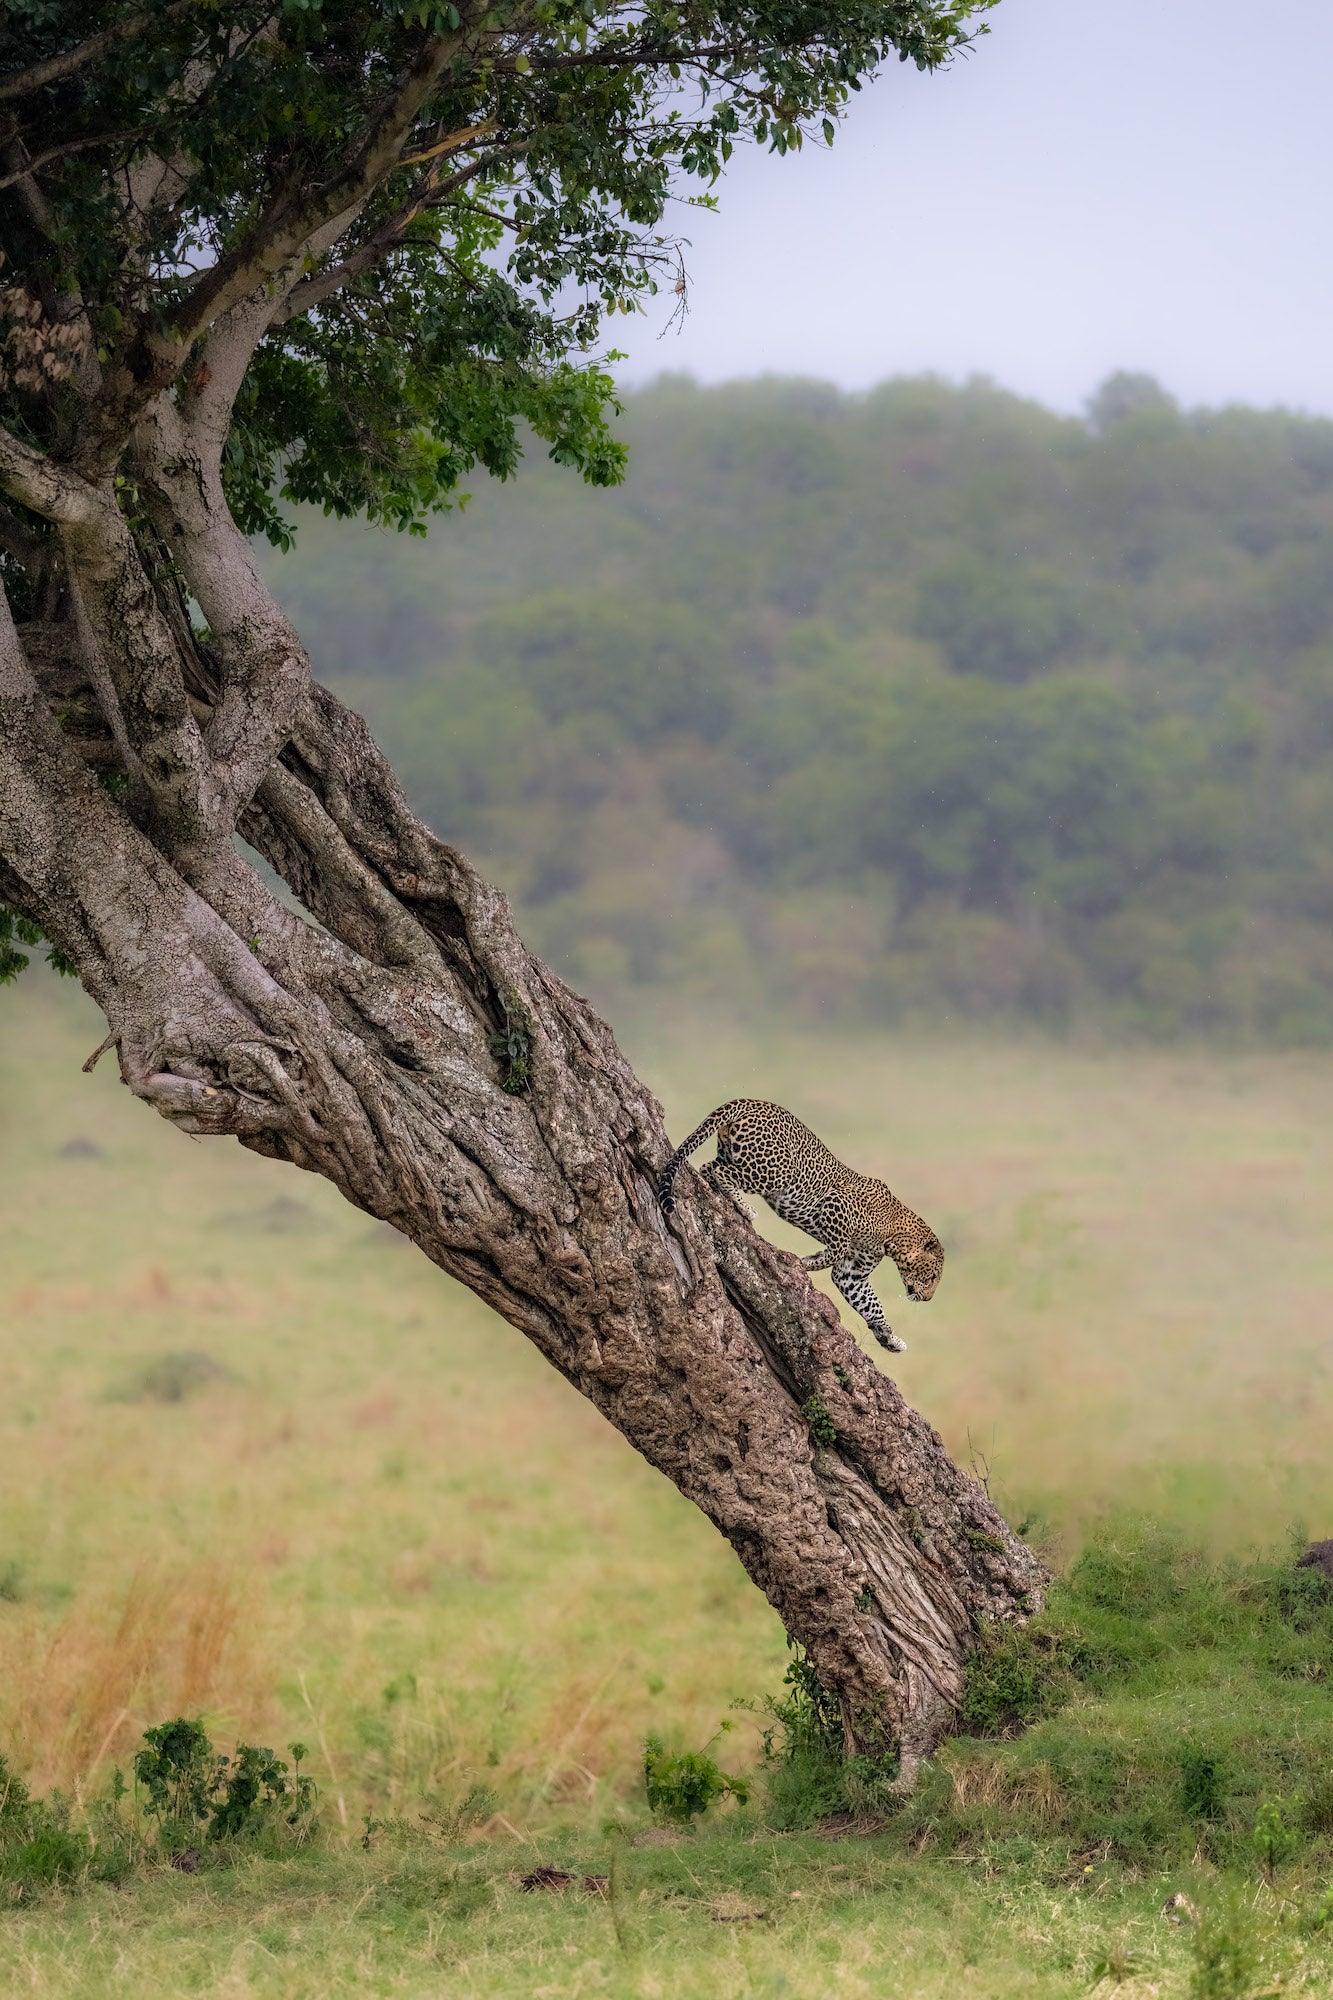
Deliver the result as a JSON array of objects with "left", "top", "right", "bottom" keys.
[
  {"left": 0, "top": 907, "right": 76, "bottom": 986},
  {"left": 746, "top": 1640, "right": 904, "bottom": 1829},
  {"left": 642, "top": 1730, "right": 749, "bottom": 1823},
  {"left": 134, "top": 1718, "right": 316, "bottom": 1850},
  {"left": 800, "top": 1393, "right": 836, "bottom": 1451},
  {"left": 0, "top": 0, "right": 992, "bottom": 542}
]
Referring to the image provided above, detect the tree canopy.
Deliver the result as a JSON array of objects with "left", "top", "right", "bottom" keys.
[{"left": 0, "top": 0, "right": 991, "bottom": 563}]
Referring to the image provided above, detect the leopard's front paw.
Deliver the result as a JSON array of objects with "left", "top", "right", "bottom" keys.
[{"left": 873, "top": 1327, "right": 907, "bottom": 1354}]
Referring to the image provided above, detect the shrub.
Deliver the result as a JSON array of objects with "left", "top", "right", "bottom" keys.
[
  {"left": 643, "top": 1733, "right": 749, "bottom": 1824},
  {"left": 1250, "top": 1798, "right": 1299, "bottom": 1883},
  {"left": 1189, "top": 1896, "right": 1265, "bottom": 2000},
  {"left": 958, "top": 1623, "right": 1076, "bottom": 1737},
  {"left": 753, "top": 1645, "right": 899, "bottom": 1830},
  {"left": 135, "top": 1718, "right": 317, "bottom": 1854}
]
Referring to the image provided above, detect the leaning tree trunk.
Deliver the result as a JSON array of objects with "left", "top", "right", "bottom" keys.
[{"left": 0, "top": 381, "right": 1047, "bottom": 1788}]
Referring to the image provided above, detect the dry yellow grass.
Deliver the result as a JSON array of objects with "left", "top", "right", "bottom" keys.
[{"left": 2, "top": 971, "right": 1331, "bottom": 1813}]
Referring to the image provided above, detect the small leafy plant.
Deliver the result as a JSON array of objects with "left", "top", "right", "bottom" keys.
[
  {"left": 134, "top": 1718, "right": 316, "bottom": 1852},
  {"left": 643, "top": 1729, "right": 749, "bottom": 1824},
  {"left": 1189, "top": 1895, "right": 1266, "bottom": 2000},
  {"left": 1250, "top": 1797, "right": 1298, "bottom": 1883},
  {"left": 488, "top": 987, "right": 534, "bottom": 1094},
  {"left": 801, "top": 1393, "right": 836, "bottom": 1451}
]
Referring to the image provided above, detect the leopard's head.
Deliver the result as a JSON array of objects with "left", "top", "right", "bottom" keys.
[{"left": 892, "top": 1221, "right": 944, "bottom": 1302}]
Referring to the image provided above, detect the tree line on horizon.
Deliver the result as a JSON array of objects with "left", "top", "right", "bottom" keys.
[{"left": 263, "top": 369, "right": 1333, "bottom": 1041}]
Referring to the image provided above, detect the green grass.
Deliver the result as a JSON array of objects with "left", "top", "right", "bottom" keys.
[{"left": 4, "top": 972, "right": 1333, "bottom": 1993}]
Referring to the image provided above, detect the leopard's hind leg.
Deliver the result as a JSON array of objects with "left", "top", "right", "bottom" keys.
[
  {"left": 800, "top": 1248, "right": 834, "bottom": 1273},
  {"left": 832, "top": 1255, "right": 905, "bottom": 1353}
]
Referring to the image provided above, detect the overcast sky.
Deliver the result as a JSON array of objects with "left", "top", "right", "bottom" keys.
[{"left": 609, "top": 0, "right": 1333, "bottom": 416}]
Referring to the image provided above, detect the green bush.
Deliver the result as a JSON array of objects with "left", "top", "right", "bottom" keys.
[
  {"left": 135, "top": 1718, "right": 316, "bottom": 1852},
  {"left": 642, "top": 1733, "right": 749, "bottom": 1824},
  {"left": 1189, "top": 1896, "right": 1266, "bottom": 2000},
  {"left": 957, "top": 1623, "right": 1077, "bottom": 1737}
]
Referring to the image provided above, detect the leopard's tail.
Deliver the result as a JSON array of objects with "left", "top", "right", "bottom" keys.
[{"left": 657, "top": 1102, "right": 737, "bottom": 1214}]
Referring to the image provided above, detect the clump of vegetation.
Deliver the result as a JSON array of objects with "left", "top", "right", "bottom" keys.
[
  {"left": 643, "top": 1729, "right": 749, "bottom": 1824},
  {"left": 487, "top": 988, "right": 534, "bottom": 1095},
  {"left": 0, "top": 1754, "right": 142, "bottom": 1895},
  {"left": 750, "top": 1644, "right": 899, "bottom": 1831},
  {"left": 957, "top": 1620, "right": 1081, "bottom": 1737},
  {"left": 134, "top": 1718, "right": 316, "bottom": 1854},
  {"left": 1189, "top": 1894, "right": 1271, "bottom": 2000},
  {"left": 893, "top": 1522, "right": 1333, "bottom": 1875},
  {"left": 1179, "top": 1746, "right": 1228, "bottom": 1821},
  {"left": 0, "top": 1715, "right": 322, "bottom": 1895},
  {"left": 800, "top": 1394, "right": 836, "bottom": 1452}
]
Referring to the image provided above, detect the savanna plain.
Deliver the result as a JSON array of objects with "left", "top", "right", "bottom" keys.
[{"left": 3, "top": 974, "right": 1333, "bottom": 1997}]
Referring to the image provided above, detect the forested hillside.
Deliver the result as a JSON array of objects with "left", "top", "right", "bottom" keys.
[{"left": 263, "top": 372, "right": 1333, "bottom": 1038}]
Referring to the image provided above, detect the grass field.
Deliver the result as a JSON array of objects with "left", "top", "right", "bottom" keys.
[{"left": 3, "top": 971, "right": 1333, "bottom": 1996}]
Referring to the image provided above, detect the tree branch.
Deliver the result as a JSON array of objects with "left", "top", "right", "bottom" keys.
[
  {"left": 0, "top": 127, "right": 137, "bottom": 194},
  {"left": 57, "top": 492, "right": 220, "bottom": 850},
  {"left": 133, "top": 392, "right": 313, "bottom": 829},
  {"left": 274, "top": 144, "right": 529, "bottom": 324},
  {"left": 0, "top": 419, "right": 96, "bottom": 524},
  {"left": 0, "top": 3, "right": 198, "bottom": 106},
  {"left": 166, "top": 16, "right": 487, "bottom": 364}
]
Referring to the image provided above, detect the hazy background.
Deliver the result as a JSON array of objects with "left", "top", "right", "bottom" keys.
[
  {"left": 608, "top": 0, "right": 1333, "bottom": 415},
  {"left": 263, "top": 375, "right": 1333, "bottom": 1043}
]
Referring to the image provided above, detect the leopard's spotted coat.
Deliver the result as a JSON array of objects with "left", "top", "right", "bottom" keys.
[{"left": 657, "top": 1098, "right": 943, "bottom": 1352}]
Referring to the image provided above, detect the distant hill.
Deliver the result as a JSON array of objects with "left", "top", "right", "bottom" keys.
[{"left": 261, "top": 372, "right": 1333, "bottom": 1040}]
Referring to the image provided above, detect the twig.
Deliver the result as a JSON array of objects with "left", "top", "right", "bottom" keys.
[
  {"left": 83, "top": 1029, "right": 119, "bottom": 1072},
  {"left": 84, "top": 1705, "right": 130, "bottom": 1785},
  {"left": 297, "top": 1670, "right": 340, "bottom": 1786}
]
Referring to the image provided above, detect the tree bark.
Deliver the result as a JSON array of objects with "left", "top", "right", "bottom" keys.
[{"left": 1, "top": 490, "right": 1047, "bottom": 1783}]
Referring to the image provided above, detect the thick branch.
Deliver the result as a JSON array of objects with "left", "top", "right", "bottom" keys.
[
  {"left": 0, "top": 5, "right": 197, "bottom": 105},
  {"left": 275, "top": 144, "right": 529, "bottom": 324},
  {"left": 166, "top": 18, "right": 484, "bottom": 364},
  {"left": 59, "top": 496, "right": 218, "bottom": 847},
  {"left": 132, "top": 394, "right": 310, "bottom": 827}
]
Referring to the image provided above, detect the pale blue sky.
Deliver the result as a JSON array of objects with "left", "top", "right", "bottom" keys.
[{"left": 610, "top": 0, "right": 1333, "bottom": 414}]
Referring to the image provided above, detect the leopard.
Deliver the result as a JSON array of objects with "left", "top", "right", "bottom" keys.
[{"left": 657, "top": 1098, "right": 943, "bottom": 1353}]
